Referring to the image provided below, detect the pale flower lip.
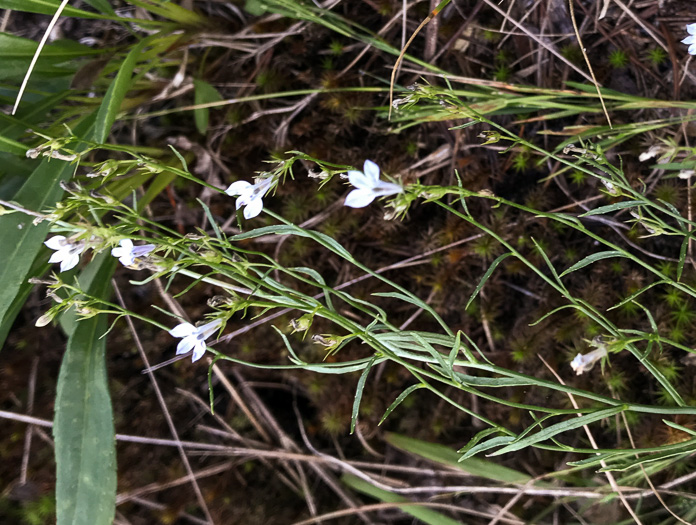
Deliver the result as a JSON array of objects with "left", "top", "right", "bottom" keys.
[
  {"left": 682, "top": 23, "right": 696, "bottom": 55},
  {"left": 111, "top": 239, "right": 156, "bottom": 267},
  {"left": 344, "top": 160, "right": 402, "bottom": 208},
  {"left": 169, "top": 319, "right": 222, "bottom": 362},
  {"left": 225, "top": 177, "right": 274, "bottom": 219},
  {"left": 570, "top": 346, "right": 608, "bottom": 375},
  {"left": 45, "top": 235, "right": 86, "bottom": 272}
]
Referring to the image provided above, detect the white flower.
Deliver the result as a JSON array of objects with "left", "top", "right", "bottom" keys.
[
  {"left": 570, "top": 346, "right": 608, "bottom": 375},
  {"left": 345, "top": 160, "right": 402, "bottom": 208},
  {"left": 111, "top": 239, "right": 156, "bottom": 267},
  {"left": 225, "top": 177, "right": 274, "bottom": 219},
  {"left": 45, "top": 235, "right": 85, "bottom": 272},
  {"left": 168, "top": 319, "right": 223, "bottom": 362},
  {"left": 683, "top": 24, "right": 696, "bottom": 55}
]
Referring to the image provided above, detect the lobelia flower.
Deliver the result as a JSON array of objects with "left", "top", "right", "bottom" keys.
[
  {"left": 225, "top": 177, "right": 274, "bottom": 219},
  {"left": 345, "top": 160, "right": 402, "bottom": 208},
  {"left": 683, "top": 23, "right": 696, "bottom": 55},
  {"left": 45, "top": 235, "right": 86, "bottom": 272},
  {"left": 570, "top": 346, "right": 608, "bottom": 375},
  {"left": 169, "top": 319, "right": 223, "bottom": 362},
  {"left": 111, "top": 239, "right": 156, "bottom": 267}
]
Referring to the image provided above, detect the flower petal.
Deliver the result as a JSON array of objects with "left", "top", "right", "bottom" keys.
[
  {"left": 120, "top": 239, "right": 134, "bottom": 250},
  {"left": 363, "top": 160, "right": 380, "bottom": 185},
  {"left": 225, "top": 180, "right": 252, "bottom": 196},
  {"left": 118, "top": 254, "right": 135, "bottom": 267},
  {"left": 131, "top": 244, "right": 156, "bottom": 257},
  {"left": 344, "top": 188, "right": 376, "bottom": 208},
  {"left": 60, "top": 252, "right": 80, "bottom": 272},
  {"left": 348, "top": 170, "right": 372, "bottom": 189},
  {"left": 688, "top": 23, "right": 696, "bottom": 36},
  {"left": 190, "top": 341, "right": 208, "bottom": 362},
  {"left": 48, "top": 250, "right": 66, "bottom": 264},
  {"left": 176, "top": 336, "right": 196, "bottom": 356},
  {"left": 169, "top": 322, "right": 196, "bottom": 338},
  {"left": 371, "top": 181, "right": 402, "bottom": 197},
  {"left": 198, "top": 319, "right": 223, "bottom": 338},
  {"left": 243, "top": 196, "right": 264, "bottom": 219},
  {"left": 45, "top": 235, "right": 66, "bottom": 250}
]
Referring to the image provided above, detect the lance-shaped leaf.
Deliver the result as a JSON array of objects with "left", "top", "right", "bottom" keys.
[{"left": 54, "top": 253, "right": 117, "bottom": 525}]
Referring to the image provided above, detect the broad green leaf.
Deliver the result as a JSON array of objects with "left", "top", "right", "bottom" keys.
[
  {"left": 54, "top": 253, "right": 117, "bottom": 525},
  {"left": 342, "top": 474, "right": 462, "bottom": 525},
  {"left": 193, "top": 79, "right": 223, "bottom": 135},
  {"left": 0, "top": 0, "right": 109, "bottom": 18},
  {"left": 0, "top": 134, "right": 28, "bottom": 156},
  {"left": 0, "top": 257, "right": 49, "bottom": 348},
  {"left": 386, "top": 432, "right": 531, "bottom": 484},
  {"left": 0, "top": 33, "right": 101, "bottom": 58},
  {"left": 489, "top": 406, "right": 625, "bottom": 456},
  {"left": 560, "top": 250, "right": 627, "bottom": 277},
  {"left": 0, "top": 158, "right": 75, "bottom": 331},
  {"left": 58, "top": 252, "right": 115, "bottom": 336}
]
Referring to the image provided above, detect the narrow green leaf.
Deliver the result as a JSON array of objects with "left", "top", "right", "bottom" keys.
[
  {"left": 351, "top": 355, "right": 376, "bottom": 433},
  {"left": 608, "top": 280, "right": 668, "bottom": 311},
  {"left": 599, "top": 450, "right": 694, "bottom": 473},
  {"left": 579, "top": 200, "right": 641, "bottom": 216},
  {"left": 452, "top": 371, "right": 535, "bottom": 387},
  {"left": 677, "top": 235, "right": 689, "bottom": 282},
  {"left": 93, "top": 37, "right": 150, "bottom": 144},
  {"left": 446, "top": 331, "right": 461, "bottom": 370},
  {"left": 412, "top": 332, "right": 448, "bottom": 369},
  {"left": 490, "top": 406, "right": 625, "bottom": 456},
  {"left": 54, "top": 253, "right": 117, "bottom": 525},
  {"left": 466, "top": 252, "right": 511, "bottom": 310},
  {"left": 81, "top": 0, "right": 115, "bottom": 15},
  {"left": 663, "top": 419, "right": 696, "bottom": 437},
  {"left": 459, "top": 435, "right": 515, "bottom": 461},
  {"left": 457, "top": 427, "right": 501, "bottom": 454},
  {"left": 379, "top": 384, "right": 425, "bottom": 425},
  {"left": 193, "top": 79, "right": 223, "bottom": 135},
  {"left": 232, "top": 225, "right": 353, "bottom": 259},
  {"left": 126, "top": 0, "right": 205, "bottom": 24},
  {"left": 560, "top": 250, "right": 627, "bottom": 277}
]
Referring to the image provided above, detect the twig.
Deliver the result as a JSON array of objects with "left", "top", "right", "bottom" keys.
[
  {"left": 568, "top": 0, "right": 612, "bottom": 128},
  {"left": 113, "top": 281, "right": 215, "bottom": 525},
  {"left": 537, "top": 354, "right": 643, "bottom": 524},
  {"left": 19, "top": 357, "right": 39, "bottom": 485}
]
